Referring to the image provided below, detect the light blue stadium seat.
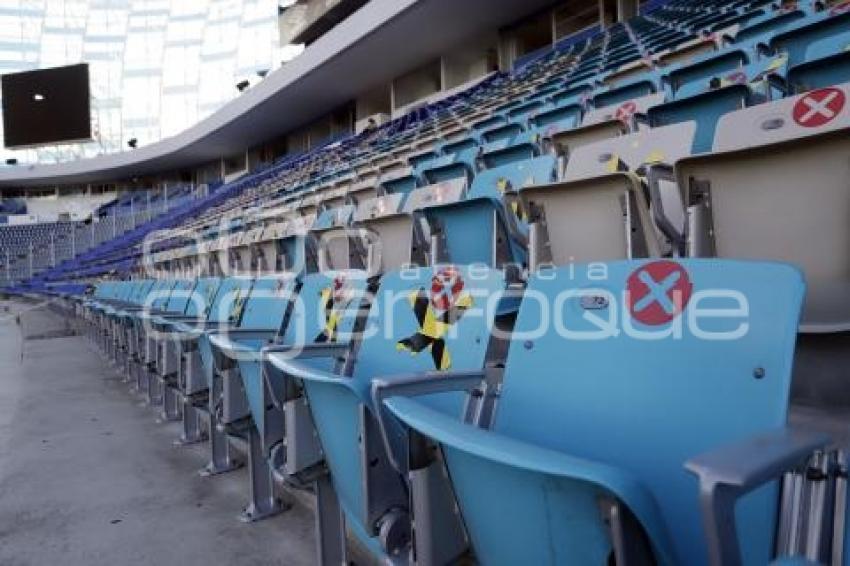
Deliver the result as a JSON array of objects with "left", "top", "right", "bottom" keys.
[
  {"left": 470, "top": 114, "right": 507, "bottom": 133},
  {"left": 123, "top": 278, "right": 179, "bottom": 369},
  {"left": 266, "top": 265, "right": 510, "bottom": 562},
  {"left": 506, "top": 99, "right": 548, "bottom": 123},
  {"left": 381, "top": 172, "right": 419, "bottom": 197},
  {"left": 479, "top": 123, "right": 523, "bottom": 145},
  {"left": 381, "top": 259, "right": 832, "bottom": 566},
  {"left": 479, "top": 130, "right": 541, "bottom": 168},
  {"left": 205, "top": 273, "right": 299, "bottom": 521},
  {"left": 422, "top": 154, "right": 557, "bottom": 268},
  {"left": 729, "top": 8, "right": 807, "bottom": 53},
  {"left": 252, "top": 270, "right": 369, "bottom": 442},
  {"left": 190, "top": 276, "right": 255, "bottom": 472},
  {"left": 419, "top": 141, "right": 479, "bottom": 185},
  {"left": 663, "top": 49, "right": 749, "bottom": 98},
  {"left": 647, "top": 84, "right": 752, "bottom": 153},
  {"left": 655, "top": 50, "right": 787, "bottom": 149},
  {"left": 770, "top": 8, "right": 850, "bottom": 69},
  {"left": 593, "top": 78, "right": 658, "bottom": 108},
  {"left": 529, "top": 103, "right": 583, "bottom": 137},
  {"left": 787, "top": 31, "right": 850, "bottom": 91},
  {"left": 141, "top": 279, "right": 202, "bottom": 404}
]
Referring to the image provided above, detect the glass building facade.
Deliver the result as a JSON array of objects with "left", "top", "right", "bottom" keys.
[{"left": 0, "top": 0, "right": 283, "bottom": 164}]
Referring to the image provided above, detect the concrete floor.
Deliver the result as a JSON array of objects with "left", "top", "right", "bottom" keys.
[{"left": 0, "top": 299, "right": 318, "bottom": 566}]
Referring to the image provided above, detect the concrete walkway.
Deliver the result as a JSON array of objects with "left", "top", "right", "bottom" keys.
[{"left": 0, "top": 299, "right": 316, "bottom": 566}]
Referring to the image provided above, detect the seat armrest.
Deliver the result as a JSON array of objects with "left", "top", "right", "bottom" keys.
[
  {"left": 384, "top": 395, "right": 678, "bottom": 564},
  {"left": 685, "top": 427, "right": 831, "bottom": 566},
  {"left": 208, "top": 329, "right": 279, "bottom": 361},
  {"left": 260, "top": 343, "right": 352, "bottom": 408},
  {"left": 202, "top": 321, "right": 240, "bottom": 333},
  {"left": 156, "top": 315, "right": 203, "bottom": 322},
  {"left": 212, "top": 328, "right": 279, "bottom": 340},
  {"left": 261, "top": 342, "right": 349, "bottom": 359},
  {"left": 371, "top": 370, "right": 487, "bottom": 472},
  {"left": 264, "top": 349, "right": 347, "bottom": 385}
]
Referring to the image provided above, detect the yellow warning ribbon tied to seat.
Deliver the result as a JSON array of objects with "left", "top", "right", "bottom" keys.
[
  {"left": 767, "top": 55, "right": 788, "bottom": 71},
  {"left": 315, "top": 276, "right": 352, "bottom": 343},
  {"left": 645, "top": 149, "right": 665, "bottom": 164},
  {"left": 606, "top": 153, "right": 621, "bottom": 173},
  {"left": 229, "top": 288, "right": 246, "bottom": 322},
  {"left": 396, "top": 267, "right": 474, "bottom": 371}
]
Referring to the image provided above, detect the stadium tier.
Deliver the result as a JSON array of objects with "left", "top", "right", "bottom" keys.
[
  {"left": 2, "top": 0, "right": 850, "bottom": 564},
  {"left": 0, "top": 185, "right": 201, "bottom": 285}
]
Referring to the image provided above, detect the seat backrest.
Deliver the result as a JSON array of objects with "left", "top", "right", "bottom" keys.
[
  {"left": 657, "top": 36, "right": 717, "bottom": 67},
  {"left": 507, "top": 99, "right": 548, "bottom": 123},
  {"left": 731, "top": 8, "right": 805, "bottom": 50},
  {"left": 352, "top": 192, "right": 415, "bottom": 274},
  {"left": 529, "top": 103, "right": 582, "bottom": 134},
  {"left": 647, "top": 84, "right": 749, "bottom": 153},
  {"left": 479, "top": 123, "right": 523, "bottom": 145},
  {"left": 206, "top": 276, "right": 254, "bottom": 325},
  {"left": 312, "top": 205, "right": 359, "bottom": 271},
  {"left": 278, "top": 269, "right": 369, "bottom": 348},
  {"left": 148, "top": 279, "right": 178, "bottom": 311},
  {"left": 789, "top": 31, "right": 850, "bottom": 91},
  {"left": 469, "top": 154, "right": 558, "bottom": 200},
  {"left": 479, "top": 132, "right": 540, "bottom": 169},
  {"left": 94, "top": 281, "right": 112, "bottom": 299},
  {"left": 676, "top": 82, "right": 850, "bottom": 330},
  {"left": 305, "top": 265, "right": 506, "bottom": 543},
  {"left": 770, "top": 9, "right": 850, "bottom": 67},
  {"left": 665, "top": 49, "right": 748, "bottom": 96},
  {"left": 582, "top": 92, "right": 666, "bottom": 128},
  {"left": 521, "top": 154, "right": 663, "bottom": 265},
  {"left": 262, "top": 217, "right": 311, "bottom": 273},
  {"left": 563, "top": 121, "right": 696, "bottom": 181},
  {"left": 550, "top": 83, "right": 593, "bottom": 107},
  {"left": 592, "top": 78, "right": 656, "bottom": 109},
  {"left": 113, "top": 281, "right": 134, "bottom": 303},
  {"left": 470, "top": 114, "right": 507, "bottom": 134},
  {"left": 130, "top": 280, "right": 156, "bottom": 305},
  {"left": 237, "top": 274, "right": 298, "bottom": 331},
  {"left": 164, "top": 279, "right": 199, "bottom": 314},
  {"left": 493, "top": 259, "right": 804, "bottom": 565}
]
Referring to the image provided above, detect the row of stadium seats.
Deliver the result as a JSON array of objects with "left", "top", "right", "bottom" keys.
[
  {"left": 67, "top": 255, "right": 847, "bottom": 563},
  {"left": 117, "top": 0, "right": 847, "bottom": 258}
]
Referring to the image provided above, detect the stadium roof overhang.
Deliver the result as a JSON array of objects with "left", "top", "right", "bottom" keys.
[{"left": 0, "top": 0, "right": 557, "bottom": 188}]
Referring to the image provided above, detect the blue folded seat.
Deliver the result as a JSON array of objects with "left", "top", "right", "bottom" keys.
[{"left": 267, "top": 264, "right": 510, "bottom": 562}]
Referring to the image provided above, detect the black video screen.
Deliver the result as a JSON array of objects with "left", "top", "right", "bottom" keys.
[{"left": 2, "top": 63, "right": 91, "bottom": 148}]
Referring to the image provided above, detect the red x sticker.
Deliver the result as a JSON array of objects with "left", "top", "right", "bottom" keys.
[
  {"left": 793, "top": 88, "right": 845, "bottom": 128},
  {"left": 626, "top": 261, "right": 693, "bottom": 325},
  {"left": 725, "top": 71, "right": 747, "bottom": 84},
  {"left": 615, "top": 101, "right": 637, "bottom": 123}
]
